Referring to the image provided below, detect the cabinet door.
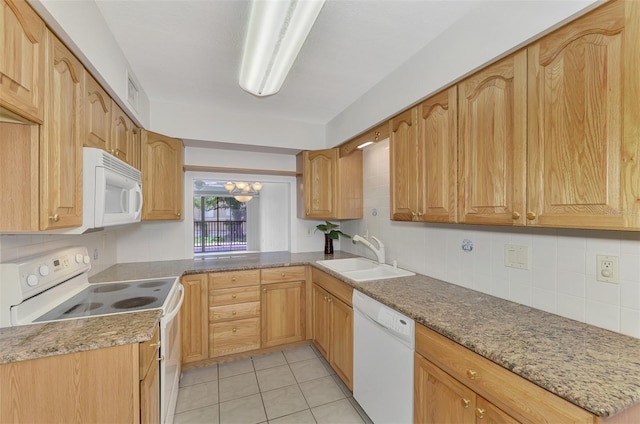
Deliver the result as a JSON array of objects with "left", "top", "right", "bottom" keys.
[
  {"left": 40, "top": 33, "right": 84, "bottom": 230},
  {"left": 527, "top": 0, "right": 639, "bottom": 229},
  {"left": 418, "top": 86, "right": 458, "bottom": 223},
  {"left": 0, "top": 0, "right": 45, "bottom": 123},
  {"left": 85, "top": 74, "right": 111, "bottom": 151},
  {"left": 261, "top": 281, "right": 305, "bottom": 348},
  {"left": 330, "top": 296, "right": 353, "bottom": 390},
  {"left": 181, "top": 274, "right": 208, "bottom": 364},
  {"left": 390, "top": 108, "right": 419, "bottom": 221},
  {"left": 111, "top": 100, "right": 132, "bottom": 164},
  {"left": 458, "top": 50, "right": 527, "bottom": 226},
  {"left": 303, "top": 149, "right": 337, "bottom": 218},
  {"left": 141, "top": 130, "right": 184, "bottom": 220},
  {"left": 312, "top": 284, "right": 331, "bottom": 358},
  {"left": 140, "top": 357, "right": 160, "bottom": 424},
  {"left": 476, "top": 396, "right": 519, "bottom": 424},
  {"left": 414, "top": 353, "right": 476, "bottom": 424}
]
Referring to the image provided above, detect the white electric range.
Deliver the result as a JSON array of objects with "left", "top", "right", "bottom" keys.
[{"left": 0, "top": 246, "right": 184, "bottom": 424}]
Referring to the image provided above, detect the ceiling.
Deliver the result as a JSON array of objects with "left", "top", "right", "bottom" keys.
[{"left": 94, "top": 0, "right": 484, "bottom": 127}]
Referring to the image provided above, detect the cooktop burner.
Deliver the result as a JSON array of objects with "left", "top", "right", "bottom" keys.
[{"left": 34, "top": 278, "right": 175, "bottom": 322}]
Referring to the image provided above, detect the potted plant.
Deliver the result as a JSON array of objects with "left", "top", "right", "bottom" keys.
[{"left": 315, "top": 221, "right": 351, "bottom": 255}]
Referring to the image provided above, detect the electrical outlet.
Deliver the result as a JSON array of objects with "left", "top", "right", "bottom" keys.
[{"left": 596, "top": 255, "right": 619, "bottom": 283}]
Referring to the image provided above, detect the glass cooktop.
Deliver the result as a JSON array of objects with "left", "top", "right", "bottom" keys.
[{"left": 34, "top": 278, "right": 175, "bottom": 322}]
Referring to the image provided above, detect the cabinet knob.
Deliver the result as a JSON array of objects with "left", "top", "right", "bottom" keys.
[
  {"left": 177, "top": 212, "right": 181, "bottom": 217},
  {"left": 512, "top": 211, "right": 520, "bottom": 220},
  {"left": 232, "top": 311, "right": 237, "bottom": 316},
  {"left": 232, "top": 294, "right": 237, "bottom": 299},
  {"left": 461, "top": 398, "right": 470, "bottom": 409},
  {"left": 416, "top": 211, "right": 423, "bottom": 218},
  {"left": 150, "top": 342, "right": 161, "bottom": 349},
  {"left": 157, "top": 355, "right": 165, "bottom": 362},
  {"left": 328, "top": 298, "right": 332, "bottom": 303},
  {"left": 232, "top": 277, "right": 237, "bottom": 282},
  {"left": 232, "top": 328, "right": 237, "bottom": 333},
  {"left": 475, "top": 408, "right": 485, "bottom": 419},
  {"left": 281, "top": 272, "right": 286, "bottom": 277},
  {"left": 466, "top": 369, "right": 477, "bottom": 380},
  {"left": 263, "top": 288, "right": 267, "bottom": 292},
  {"left": 526, "top": 211, "right": 536, "bottom": 220},
  {"left": 49, "top": 214, "right": 60, "bottom": 222}
]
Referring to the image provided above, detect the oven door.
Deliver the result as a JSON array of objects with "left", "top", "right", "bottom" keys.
[{"left": 160, "top": 283, "right": 184, "bottom": 424}]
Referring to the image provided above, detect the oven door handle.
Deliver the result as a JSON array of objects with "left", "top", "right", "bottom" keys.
[{"left": 163, "top": 284, "right": 184, "bottom": 323}]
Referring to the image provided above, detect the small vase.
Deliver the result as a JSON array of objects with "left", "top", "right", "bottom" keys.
[{"left": 324, "top": 235, "right": 334, "bottom": 255}]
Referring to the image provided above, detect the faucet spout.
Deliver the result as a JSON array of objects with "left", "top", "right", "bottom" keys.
[{"left": 352, "top": 234, "right": 385, "bottom": 264}]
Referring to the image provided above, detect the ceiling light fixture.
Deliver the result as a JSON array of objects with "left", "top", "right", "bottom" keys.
[
  {"left": 224, "top": 181, "right": 263, "bottom": 202},
  {"left": 239, "top": 0, "right": 326, "bottom": 97}
]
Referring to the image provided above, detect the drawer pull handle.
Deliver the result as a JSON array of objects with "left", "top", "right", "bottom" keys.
[
  {"left": 475, "top": 408, "right": 485, "bottom": 419},
  {"left": 232, "top": 277, "right": 237, "bottom": 281},
  {"left": 232, "top": 328, "right": 237, "bottom": 333},
  {"left": 466, "top": 369, "right": 477, "bottom": 380},
  {"left": 232, "top": 311, "right": 237, "bottom": 316},
  {"left": 232, "top": 294, "right": 237, "bottom": 299},
  {"left": 461, "top": 398, "right": 470, "bottom": 409}
]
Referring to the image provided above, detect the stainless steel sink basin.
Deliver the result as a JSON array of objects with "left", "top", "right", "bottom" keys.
[{"left": 316, "top": 258, "right": 415, "bottom": 282}]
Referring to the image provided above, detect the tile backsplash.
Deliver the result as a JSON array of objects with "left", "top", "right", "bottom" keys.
[{"left": 340, "top": 139, "right": 640, "bottom": 339}]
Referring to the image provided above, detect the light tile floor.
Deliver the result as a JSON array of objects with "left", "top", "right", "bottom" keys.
[{"left": 174, "top": 345, "right": 373, "bottom": 424}]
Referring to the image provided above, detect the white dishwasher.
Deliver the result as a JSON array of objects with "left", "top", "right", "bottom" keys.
[{"left": 353, "top": 290, "right": 415, "bottom": 424}]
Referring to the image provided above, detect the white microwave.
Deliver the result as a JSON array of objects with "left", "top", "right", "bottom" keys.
[{"left": 83, "top": 147, "right": 143, "bottom": 230}]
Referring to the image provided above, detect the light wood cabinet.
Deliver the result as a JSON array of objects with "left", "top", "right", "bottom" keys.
[
  {"left": 261, "top": 266, "right": 306, "bottom": 348},
  {"left": 181, "top": 273, "right": 209, "bottom": 364},
  {"left": 141, "top": 129, "right": 184, "bottom": 221},
  {"left": 40, "top": 32, "right": 84, "bottom": 230},
  {"left": 297, "top": 148, "right": 363, "bottom": 220},
  {"left": 414, "top": 323, "right": 595, "bottom": 423},
  {"left": 209, "top": 270, "right": 261, "bottom": 358},
  {"left": 111, "top": 100, "right": 135, "bottom": 165},
  {"left": 391, "top": 87, "right": 458, "bottom": 222},
  {"left": 311, "top": 269, "right": 353, "bottom": 390},
  {"left": 527, "top": 0, "right": 640, "bottom": 229},
  {"left": 0, "top": 328, "right": 160, "bottom": 423},
  {"left": 0, "top": 0, "right": 46, "bottom": 123},
  {"left": 458, "top": 50, "right": 527, "bottom": 226},
  {"left": 85, "top": 73, "right": 111, "bottom": 151}
]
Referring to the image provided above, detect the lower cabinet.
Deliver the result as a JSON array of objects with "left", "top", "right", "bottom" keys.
[
  {"left": 311, "top": 269, "right": 354, "bottom": 390},
  {"left": 261, "top": 266, "right": 306, "bottom": 348},
  {"left": 181, "top": 273, "right": 209, "bottom": 364},
  {"left": 0, "top": 327, "right": 160, "bottom": 423},
  {"left": 414, "top": 323, "right": 595, "bottom": 423}
]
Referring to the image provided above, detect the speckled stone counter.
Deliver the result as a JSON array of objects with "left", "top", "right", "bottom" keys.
[
  {"left": 4, "top": 251, "right": 639, "bottom": 418},
  {"left": 0, "top": 309, "right": 161, "bottom": 364}
]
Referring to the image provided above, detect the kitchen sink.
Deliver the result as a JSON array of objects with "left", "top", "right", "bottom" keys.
[{"left": 316, "top": 258, "right": 415, "bottom": 282}]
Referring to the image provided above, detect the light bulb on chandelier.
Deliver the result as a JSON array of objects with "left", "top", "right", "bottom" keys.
[{"left": 224, "top": 181, "right": 263, "bottom": 202}]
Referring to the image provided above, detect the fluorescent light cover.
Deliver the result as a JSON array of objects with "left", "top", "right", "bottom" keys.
[
  {"left": 357, "top": 141, "right": 374, "bottom": 149},
  {"left": 240, "top": 0, "right": 325, "bottom": 96}
]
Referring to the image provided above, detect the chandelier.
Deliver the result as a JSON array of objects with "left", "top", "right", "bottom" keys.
[{"left": 224, "top": 181, "right": 263, "bottom": 202}]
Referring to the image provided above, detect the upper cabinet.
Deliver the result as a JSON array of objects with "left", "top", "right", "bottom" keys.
[
  {"left": 40, "top": 33, "right": 84, "bottom": 230},
  {"left": 84, "top": 73, "right": 111, "bottom": 152},
  {"left": 111, "top": 100, "right": 135, "bottom": 166},
  {"left": 458, "top": 50, "right": 527, "bottom": 226},
  {"left": 141, "top": 130, "right": 184, "bottom": 221},
  {"left": 0, "top": 0, "right": 45, "bottom": 123},
  {"left": 527, "top": 0, "right": 639, "bottom": 230},
  {"left": 298, "top": 148, "right": 363, "bottom": 220},
  {"left": 390, "top": 86, "right": 457, "bottom": 223}
]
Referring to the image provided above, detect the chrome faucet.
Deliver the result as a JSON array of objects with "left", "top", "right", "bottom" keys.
[{"left": 352, "top": 235, "right": 385, "bottom": 264}]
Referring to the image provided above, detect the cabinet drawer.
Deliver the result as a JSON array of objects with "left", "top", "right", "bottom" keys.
[
  {"left": 210, "top": 286, "right": 260, "bottom": 306},
  {"left": 311, "top": 268, "right": 353, "bottom": 306},
  {"left": 210, "top": 301, "right": 260, "bottom": 323},
  {"left": 261, "top": 266, "right": 306, "bottom": 284},
  {"left": 210, "top": 318, "right": 260, "bottom": 357},
  {"left": 139, "top": 327, "right": 159, "bottom": 380},
  {"left": 209, "top": 270, "right": 260, "bottom": 289},
  {"left": 415, "top": 324, "right": 594, "bottom": 423}
]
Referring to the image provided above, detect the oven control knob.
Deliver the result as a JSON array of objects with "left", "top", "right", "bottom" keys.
[
  {"left": 26, "top": 274, "right": 38, "bottom": 286},
  {"left": 75, "top": 254, "right": 83, "bottom": 264},
  {"left": 83, "top": 255, "right": 90, "bottom": 264},
  {"left": 39, "top": 265, "right": 50, "bottom": 276}
]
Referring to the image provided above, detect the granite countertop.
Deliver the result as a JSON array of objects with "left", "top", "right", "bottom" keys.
[
  {"left": 0, "top": 310, "right": 161, "bottom": 364},
  {"left": 2, "top": 250, "right": 639, "bottom": 418}
]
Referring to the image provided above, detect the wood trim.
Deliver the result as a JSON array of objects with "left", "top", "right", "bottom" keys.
[
  {"left": 339, "top": 122, "right": 389, "bottom": 157},
  {"left": 183, "top": 165, "right": 299, "bottom": 177},
  {"left": 311, "top": 268, "right": 353, "bottom": 307}
]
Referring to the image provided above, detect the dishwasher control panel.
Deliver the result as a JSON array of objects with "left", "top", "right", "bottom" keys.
[{"left": 377, "top": 308, "right": 412, "bottom": 336}]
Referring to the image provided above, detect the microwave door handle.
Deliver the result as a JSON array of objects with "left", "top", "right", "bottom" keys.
[
  {"left": 120, "top": 189, "right": 128, "bottom": 213},
  {"left": 134, "top": 184, "right": 143, "bottom": 219}
]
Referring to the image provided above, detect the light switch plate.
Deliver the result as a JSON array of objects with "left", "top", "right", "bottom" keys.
[{"left": 505, "top": 244, "right": 529, "bottom": 270}]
